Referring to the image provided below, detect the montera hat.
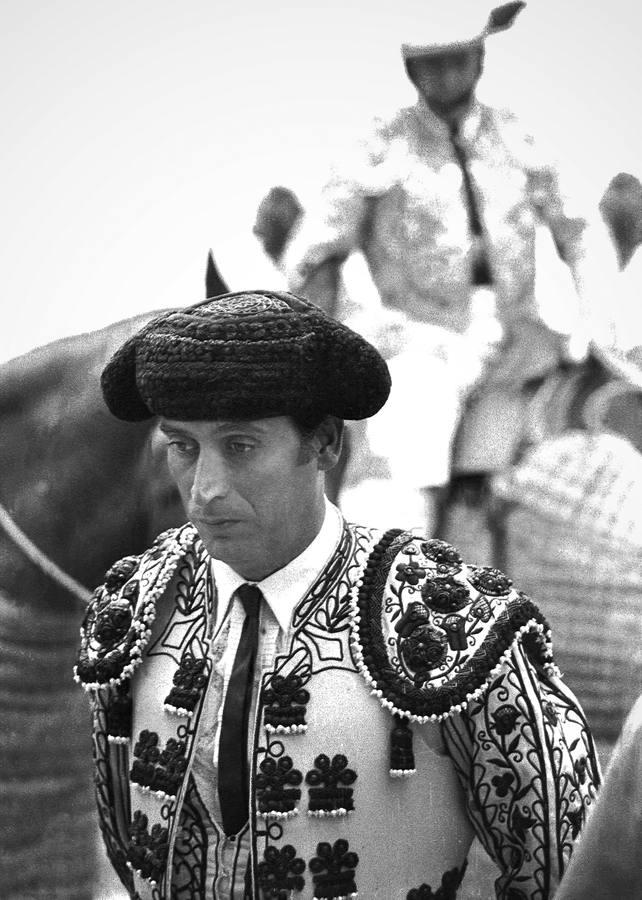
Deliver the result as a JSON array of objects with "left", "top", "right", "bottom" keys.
[
  {"left": 101, "top": 290, "right": 392, "bottom": 423},
  {"left": 400, "top": 1, "right": 525, "bottom": 61}
]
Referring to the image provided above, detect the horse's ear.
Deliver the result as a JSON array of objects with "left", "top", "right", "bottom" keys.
[{"left": 206, "top": 250, "right": 229, "bottom": 299}]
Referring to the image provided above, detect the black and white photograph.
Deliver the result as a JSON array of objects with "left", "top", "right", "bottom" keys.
[{"left": 2, "top": 1, "right": 641, "bottom": 897}]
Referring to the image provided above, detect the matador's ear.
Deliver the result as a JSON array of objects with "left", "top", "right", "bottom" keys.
[{"left": 486, "top": 1, "right": 526, "bottom": 35}]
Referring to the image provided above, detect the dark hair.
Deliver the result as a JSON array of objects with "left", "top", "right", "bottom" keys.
[
  {"left": 290, "top": 411, "right": 330, "bottom": 440},
  {"left": 253, "top": 187, "right": 304, "bottom": 262}
]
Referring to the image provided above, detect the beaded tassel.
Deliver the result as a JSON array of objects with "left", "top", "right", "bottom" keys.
[{"left": 390, "top": 714, "right": 416, "bottom": 777}]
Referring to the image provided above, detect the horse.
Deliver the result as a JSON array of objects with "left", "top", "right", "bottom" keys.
[
  {"left": 0, "top": 312, "right": 186, "bottom": 899},
  {"left": 439, "top": 347, "right": 642, "bottom": 757}
]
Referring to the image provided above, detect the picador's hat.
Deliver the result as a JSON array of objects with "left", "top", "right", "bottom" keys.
[
  {"left": 400, "top": 1, "right": 525, "bottom": 61},
  {"left": 101, "top": 290, "right": 391, "bottom": 423}
]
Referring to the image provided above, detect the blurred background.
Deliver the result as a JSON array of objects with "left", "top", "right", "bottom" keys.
[{"left": 1, "top": 0, "right": 640, "bottom": 361}]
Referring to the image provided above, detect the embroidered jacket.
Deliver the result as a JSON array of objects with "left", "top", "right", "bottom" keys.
[
  {"left": 75, "top": 520, "right": 599, "bottom": 899},
  {"left": 285, "top": 98, "right": 617, "bottom": 383}
]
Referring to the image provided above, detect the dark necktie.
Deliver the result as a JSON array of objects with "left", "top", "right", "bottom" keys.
[
  {"left": 448, "top": 121, "right": 494, "bottom": 286},
  {"left": 218, "top": 582, "right": 262, "bottom": 837}
]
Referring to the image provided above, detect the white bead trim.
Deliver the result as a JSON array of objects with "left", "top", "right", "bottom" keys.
[
  {"left": 307, "top": 808, "right": 353, "bottom": 818},
  {"left": 265, "top": 723, "right": 308, "bottom": 734},
  {"left": 313, "top": 893, "right": 357, "bottom": 900},
  {"left": 126, "top": 860, "right": 159, "bottom": 887},
  {"left": 76, "top": 525, "right": 197, "bottom": 692},
  {"left": 258, "top": 809, "right": 299, "bottom": 820},
  {"left": 163, "top": 703, "right": 194, "bottom": 718},
  {"left": 348, "top": 536, "right": 557, "bottom": 723},
  {"left": 134, "top": 782, "right": 177, "bottom": 803},
  {"left": 389, "top": 768, "right": 417, "bottom": 778}
]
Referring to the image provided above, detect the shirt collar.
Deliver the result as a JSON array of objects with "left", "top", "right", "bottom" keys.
[
  {"left": 413, "top": 95, "right": 482, "bottom": 143},
  {"left": 210, "top": 497, "right": 344, "bottom": 633}
]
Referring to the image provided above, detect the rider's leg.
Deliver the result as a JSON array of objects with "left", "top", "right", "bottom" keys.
[{"left": 421, "top": 485, "right": 453, "bottom": 539}]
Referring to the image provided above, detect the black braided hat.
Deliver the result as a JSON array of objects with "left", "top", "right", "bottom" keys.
[{"left": 101, "top": 290, "right": 391, "bottom": 422}]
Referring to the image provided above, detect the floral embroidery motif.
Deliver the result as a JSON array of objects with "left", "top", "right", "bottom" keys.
[
  {"left": 75, "top": 583, "right": 139, "bottom": 685},
  {"left": 574, "top": 756, "right": 588, "bottom": 784},
  {"left": 395, "top": 561, "right": 426, "bottom": 586},
  {"left": 467, "top": 566, "right": 513, "bottom": 597},
  {"left": 257, "top": 844, "right": 306, "bottom": 898},
  {"left": 406, "top": 860, "right": 468, "bottom": 899},
  {"left": 349, "top": 530, "right": 557, "bottom": 722},
  {"left": 263, "top": 673, "right": 310, "bottom": 733},
  {"left": 164, "top": 654, "right": 208, "bottom": 716},
  {"left": 74, "top": 525, "right": 198, "bottom": 690},
  {"left": 306, "top": 754, "right": 357, "bottom": 817},
  {"left": 94, "top": 596, "right": 134, "bottom": 645},
  {"left": 127, "top": 810, "right": 170, "bottom": 885},
  {"left": 421, "top": 576, "right": 470, "bottom": 614},
  {"left": 309, "top": 839, "right": 358, "bottom": 899},
  {"left": 442, "top": 653, "right": 600, "bottom": 896},
  {"left": 130, "top": 729, "right": 188, "bottom": 800},
  {"left": 511, "top": 806, "right": 538, "bottom": 843},
  {"left": 440, "top": 615, "right": 468, "bottom": 651},
  {"left": 470, "top": 596, "right": 492, "bottom": 623},
  {"left": 104, "top": 556, "right": 140, "bottom": 593},
  {"left": 395, "top": 603, "right": 448, "bottom": 679},
  {"left": 491, "top": 772, "right": 515, "bottom": 798},
  {"left": 543, "top": 700, "right": 559, "bottom": 726},
  {"left": 256, "top": 755, "right": 303, "bottom": 819},
  {"left": 491, "top": 704, "right": 520, "bottom": 736},
  {"left": 567, "top": 805, "right": 585, "bottom": 839},
  {"left": 420, "top": 540, "right": 463, "bottom": 575}
]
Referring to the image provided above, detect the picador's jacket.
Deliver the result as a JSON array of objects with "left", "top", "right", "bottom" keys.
[{"left": 75, "top": 520, "right": 599, "bottom": 899}]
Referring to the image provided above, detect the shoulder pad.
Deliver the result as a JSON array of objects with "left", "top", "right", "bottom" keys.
[
  {"left": 350, "top": 530, "right": 555, "bottom": 721},
  {"left": 74, "top": 524, "right": 198, "bottom": 690}
]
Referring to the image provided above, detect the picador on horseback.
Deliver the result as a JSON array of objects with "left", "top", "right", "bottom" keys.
[{"left": 284, "top": 0, "right": 620, "bottom": 540}]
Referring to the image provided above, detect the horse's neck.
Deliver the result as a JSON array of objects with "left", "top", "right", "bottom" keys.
[
  {"left": 0, "top": 314, "right": 156, "bottom": 480},
  {"left": 0, "top": 313, "right": 184, "bottom": 605},
  {"left": 0, "top": 312, "right": 158, "bottom": 410}
]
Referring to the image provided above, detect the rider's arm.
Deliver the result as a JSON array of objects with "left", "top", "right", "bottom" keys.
[
  {"left": 284, "top": 120, "right": 389, "bottom": 293},
  {"left": 442, "top": 643, "right": 601, "bottom": 899},
  {"left": 526, "top": 139, "right": 620, "bottom": 349}
]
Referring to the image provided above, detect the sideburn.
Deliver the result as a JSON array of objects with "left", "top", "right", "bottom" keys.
[{"left": 296, "top": 436, "right": 318, "bottom": 466}]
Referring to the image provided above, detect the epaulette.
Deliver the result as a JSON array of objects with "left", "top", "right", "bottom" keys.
[
  {"left": 350, "top": 530, "right": 556, "bottom": 725},
  {"left": 74, "top": 524, "right": 198, "bottom": 691}
]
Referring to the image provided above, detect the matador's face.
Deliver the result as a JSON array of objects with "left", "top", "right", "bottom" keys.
[{"left": 158, "top": 415, "right": 335, "bottom": 581}]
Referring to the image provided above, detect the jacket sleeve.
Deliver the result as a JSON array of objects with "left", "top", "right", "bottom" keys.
[
  {"left": 74, "top": 527, "right": 196, "bottom": 896},
  {"left": 284, "top": 119, "right": 389, "bottom": 292},
  {"left": 90, "top": 684, "right": 135, "bottom": 896},
  {"left": 554, "top": 694, "right": 642, "bottom": 900},
  {"left": 442, "top": 642, "right": 601, "bottom": 899}
]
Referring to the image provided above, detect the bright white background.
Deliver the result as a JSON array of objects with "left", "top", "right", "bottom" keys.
[{"left": 1, "top": 0, "right": 640, "bottom": 361}]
